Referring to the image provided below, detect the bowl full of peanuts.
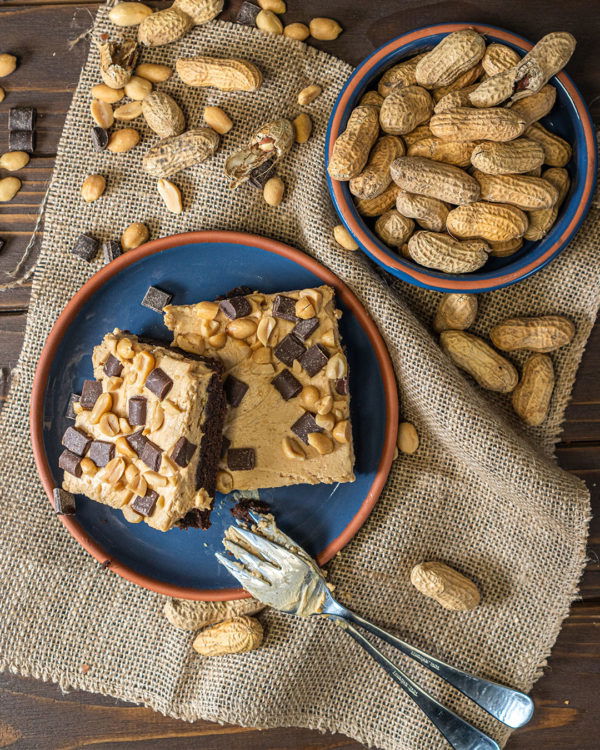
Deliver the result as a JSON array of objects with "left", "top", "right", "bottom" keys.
[{"left": 325, "top": 23, "right": 597, "bottom": 293}]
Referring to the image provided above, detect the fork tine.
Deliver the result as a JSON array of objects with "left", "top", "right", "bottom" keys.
[
  {"left": 231, "top": 526, "right": 293, "bottom": 566},
  {"left": 215, "top": 552, "right": 270, "bottom": 593},
  {"left": 223, "top": 539, "right": 279, "bottom": 580}
]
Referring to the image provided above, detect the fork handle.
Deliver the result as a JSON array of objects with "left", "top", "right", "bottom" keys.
[
  {"left": 335, "top": 619, "right": 499, "bottom": 750},
  {"left": 340, "top": 608, "right": 533, "bottom": 729}
]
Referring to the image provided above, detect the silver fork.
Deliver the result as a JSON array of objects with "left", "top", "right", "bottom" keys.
[{"left": 216, "top": 513, "right": 534, "bottom": 750}]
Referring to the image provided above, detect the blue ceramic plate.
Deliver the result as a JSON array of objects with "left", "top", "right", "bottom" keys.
[
  {"left": 326, "top": 23, "right": 597, "bottom": 293},
  {"left": 31, "top": 232, "right": 398, "bottom": 600}
]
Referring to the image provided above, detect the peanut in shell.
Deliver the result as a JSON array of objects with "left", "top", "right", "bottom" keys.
[
  {"left": 512, "top": 353, "right": 555, "bottom": 426},
  {"left": 508, "top": 85, "right": 556, "bottom": 128},
  {"left": 470, "top": 138, "right": 544, "bottom": 175},
  {"left": 489, "top": 315, "right": 575, "bottom": 353},
  {"left": 377, "top": 54, "right": 426, "bottom": 97},
  {"left": 473, "top": 169, "right": 558, "bottom": 211},
  {"left": 431, "top": 64, "right": 483, "bottom": 102},
  {"left": 415, "top": 30, "right": 486, "bottom": 89},
  {"left": 407, "top": 232, "right": 489, "bottom": 274},
  {"left": 374, "top": 210, "right": 415, "bottom": 248},
  {"left": 512, "top": 32, "right": 576, "bottom": 97},
  {"left": 379, "top": 85, "right": 433, "bottom": 135},
  {"left": 524, "top": 167, "right": 570, "bottom": 241},
  {"left": 328, "top": 105, "right": 380, "bottom": 181},
  {"left": 143, "top": 128, "right": 220, "bottom": 178},
  {"left": 349, "top": 135, "right": 404, "bottom": 200},
  {"left": 440, "top": 330, "right": 518, "bottom": 392},
  {"left": 390, "top": 156, "right": 480, "bottom": 205},
  {"left": 407, "top": 137, "right": 478, "bottom": 168},
  {"left": 481, "top": 43, "right": 521, "bottom": 77},
  {"left": 430, "top": 107, "right": 526, "bottom": 142},
  {"left": 354, "top": 183, "right": 400, "bottom": 217},
  {"left": 525, "top": 122, "right": 572, "bottom": 167},
  {"left": 446, "top": 202, "right": 528, "bottom": 243},
  {"left": 396, "top": 191, "right": 449, "bottom": 232}
]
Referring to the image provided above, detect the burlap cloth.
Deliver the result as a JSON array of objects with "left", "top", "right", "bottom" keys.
[{"left": 0, "top": 9, "right": 597, "bottom": 749}]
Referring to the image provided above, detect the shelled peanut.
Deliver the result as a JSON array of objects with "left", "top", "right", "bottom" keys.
[{"left": 327, "top": 29, "right": 576, "bottom": 273}]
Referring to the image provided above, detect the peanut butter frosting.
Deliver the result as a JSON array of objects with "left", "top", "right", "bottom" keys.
[{"left": 164, "top": 285, "right": 355, "bottom": 492}]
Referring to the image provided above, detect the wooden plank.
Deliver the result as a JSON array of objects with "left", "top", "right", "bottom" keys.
[{"left": 0, "top": 602, "right": 597, "bottom": 749}]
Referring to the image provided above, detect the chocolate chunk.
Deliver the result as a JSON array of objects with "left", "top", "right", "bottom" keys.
[
  {"left": 274, "top": 333, "right": 306, "bottom": 366},
  {"left": 71, "top": 234, "right": 99, "bottom": 262},
  {"left": 272, "top": 369, "right": 302, "bottom": 400},
  {"left": 102, "top": 240, "right": 121, "bottom": 264},
  {"left": 248, "top": 157, "right": 275, "bottom": 189},
  {"left": 170, "top": 436, "right": 197, "bottom": 467},
  {"left": 141, "top": 285, "right": 173, "bottom": 312},
  {"left": 231, "top": 497, "right": 270, "bottom": 522},
  {"left": 0, "top": 239, "right": 5, "bottom": 253},
  {"left": 140, "top": 437, "right": 162, "bottom": 471},
  {"left": 292, "top": 317, "right": 319, "bottom": 342},
  {"left": 65, "top": 392, "right": 80, "bottom": 420},
  {"left": 235, "top": 0, "right": 260, "bottom": 25},
  {"left": 88, "top": 440, "right": 115, "bottom": 467},
  {"left": 217, "top": 285, "right": 254, "bottom": 300},
  {"left": 53, "top": 487, "right": 76, "bottom": 515},
  {"left": 335, "top": 377, "right": 349, "bottom": 396},
  {"left": 291, "top": 411, "right": 324, "bottom": 444},
  {"left": 145, "top": 367, "right": 173, "bottom": 400},
  {"left": 62, "top": 426, "right": 91, "bottom": 457},
  {"left": 9, "top": 130, "right": 34, "bottom": 153},
  {"left": 272, "top": 294, "right": 299, "bottom": 322},
  {"left": 80, "top": 379, "right": 102, "bottom": 409},
  {"left": 128, "top": 396, "right": 147, "bottom": 426},
  {"left": 227, "top": 447, "right": 256, "bottom": 471},
  {"left": 224, "top": 374, "right": 249, "bottom": 407},
  {"left": 219, "top": 295, "right": 251, "bottom": 319},
  {"left": 103, "top": 353, "right": 123, "bottom": 377},
  {"left": 126, "top": 429, "right": 148, "bottom": 456},
  {"left": 9, "top": 106, "right": 36, "bottom": 131},
  {"left": 91, "top": 126, "right": 108, "bottom": 151},
  {"left": 299, "top": 344, "right": 329, "bottom": 377},
  {"left": 220, "top": 435, "right": 231, "bottom": 459},
  {"left": 131, "top": 489, "right": 158, "bottom": 517},
  {"left": 58, "top": 449, "right": 82, "bottom": 477}
]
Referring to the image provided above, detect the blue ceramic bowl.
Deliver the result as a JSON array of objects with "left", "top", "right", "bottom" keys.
[
  {"left": 326, "top": 23, "right": 597, "bottom": 293},
  {"left": 31, "top": 232, "right": 398, "bottom": 600}
]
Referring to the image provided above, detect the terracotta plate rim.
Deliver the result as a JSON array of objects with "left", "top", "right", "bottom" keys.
[{"left": 29, "top": 230, "right": 399, "bottom": 601}]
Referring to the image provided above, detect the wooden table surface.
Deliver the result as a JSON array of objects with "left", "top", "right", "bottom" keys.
[{"left": 0, "top": 1, "right": 598, "bottom": 747}]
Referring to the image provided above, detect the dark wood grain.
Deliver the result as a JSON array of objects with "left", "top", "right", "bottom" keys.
[{"left": 0, "top": 1, "right": 599, "bottom": 748}]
